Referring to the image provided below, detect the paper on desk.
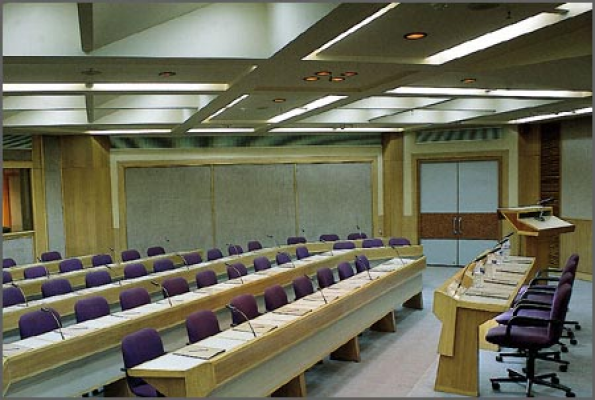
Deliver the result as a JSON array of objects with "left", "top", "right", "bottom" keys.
[
  {"left": 255, "top": 312, "right": 299, "bottom": 324},
  {"left": 80, "top": 315, "right": 128, "bottom": 329},
  {"left": 137, "top": 353, "right": 205, "bottom": 371},
  {"left": 195, "top": 285, "right": 228, "bottom": 295},
  {"left": 255, "top": 267, "right": 284, "bottom": 276},
  {"left": 200, "top": 336, "right": 249, "bottom": 351},
  {"left": 464, "top": 288, "right": 510, "bottom": 300},
  {"left": 168, "top": 292, "right": 205, "bottom": 303},
  {"left": 272, "top": 306, "right": 312, "bottom": 316},
  {"left": 14, "top": 336, "right": 56, "bottom": 350},
  {"left": 174, "top": 345, "right": 225, "bottom": 360},
  {"left": 233, "top": 322, "right": 277, "bottom": 335},
  {"left": 61, "top": 325, "right": 97, "bottom": 337},
  {"left": 3, "top": 342, "right": 34, "bottom": 357},
  {"left": 218, "top": 329, "right": 257, "bottom": 341},
  {"left": 36, "top": 331, "right": 69, "bottom": 343}
]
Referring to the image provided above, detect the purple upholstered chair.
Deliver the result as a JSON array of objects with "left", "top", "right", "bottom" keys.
[
  {"left": 486, "top": 283, "right": 575, "bottom": 397},
  {"left": 3, "top": 270, "right": 13, "bottom": 284},
  {"left": 24, "top": 265, "right": 49, "bottom": 279},
  {"left": 229, "top": 294, "right": 261, "bottom": 326},
  {"left": 19, "top": 308, "right": 61, "bottom": 339},
  {"left": 337, "top": 262, "right": 355, "bottom": 280},
  {"left": 119, "top": 287, "right": 151, "bottom": 310},
  {"left": 182, "top": 252, "right": 202, "bottom": 266},
  {"left": 287, "top": 236, "right": 307, "bottom": 245},
  {"left": 195, "top": 270, "right": 218, "bottom": 288},
  {"left": 317, "top": 267, "right": 335, "bottom": 289},
  {"left": 161, "top": 276, "right": 189, "bottom": 297},
  {"left": 59, "top": 258, "right": 83, "bottom": 273},
  {"left": 153, "top": 259, "right": 174, "bottom": 273},
  {"left": 3, "top": 258, "right": 17, "bottom": 268},
  {"left": 74, "top": 296, "right": 110, "bottom": 323},
  {"left": 41, "top": 278, "right": 73, "bottom": 298},
  {"left": 355, "top": 254, "right": 371, "bottom": 273},
  {"left": 295, "top": 246, "right": 310, "bottom": 260},
  {"left": 247, "top": 240, "right": 263, "bottom": 251},
  {"left": 347, "top": 232, "right": 367, "bottom": 240},
  {"left": 207, "top": 248, "right": 223, "bottom": 261},
  {"left": 121, "top": 328, "right": 165, "bottom": 397},
  {"left": 226, "top": 262, "right": 248, "bottom": 280},
  {"left": 121, "top": 249, "right": 141, "bottom": 262},
  {"left": 264, "top": 284, "right": 289, "bottom": 312},
  {"left": 85, "top": 270, "right": 113, "bottom": 288},
  {"left": 319, "top": 234, "right": 340, "bottom": 242},
  {"left": 388, "top": 237, "right": 411, "bottom": 246},
  {"left": 186, "top": 310, "right": 221, "bottom": 344},
  {"left": 147, "top": 246, "right": 166, "bottom": 257},
  {"left": 123, "top": 263, "right": 148, "bottom": 279},
  {"left": 227, "top": 244, "right": 244, "bottom": 256},
  {"left": 40, "top": 251, "right": 62, "bottom": 262},
  {"left": 91, "top": 253, "right": 113, "bottom": 267},
  {"left": 275, "top": 252, "right": 292, "bottom": 266},
  {"left": 333, "top": 241, "right": 356, "bottom": 250},
  {"left": 253, "top": 256, "right": 272, "bottom": 272},
  {"left": 292, "top": 275, "right": 314, "bottom": 300},
  {"left": 362, "top": 238, "right": 384, "bottom": 248},
  {"left": 3, "top": 286, "right": 26, "bottom": 308}
]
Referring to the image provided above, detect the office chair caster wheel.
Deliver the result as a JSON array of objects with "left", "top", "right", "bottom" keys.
[
  {"left": 560, "top": 365, "right": 568, "bottom": 372},
  {"left": 566, "top": 391, "right": 576, "bottom": 397},
  {"left": 570, "top": 339, "right": 577, "bottom": 345},
  {"left": 575, "top": 324, "right": 581, "bottom": 330},
  {"left": 553, "top": 353, "right": 561, "bottom": 360},
  {"left": 491, "top": 382, "right": 500, "bottom": 390},
  {"left": 561, "top": 345, "right": 568, "bottom": 353},
  {"left": 551, "top": 376, "right": 560, "bottom": 384},
  {"left": 495, "top": 355, "right": 503, "bottom": 362}
]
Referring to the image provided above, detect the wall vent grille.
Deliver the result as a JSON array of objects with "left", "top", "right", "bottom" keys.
[{"left": 415, "top": 127, "right": 501, "bottom": 144}]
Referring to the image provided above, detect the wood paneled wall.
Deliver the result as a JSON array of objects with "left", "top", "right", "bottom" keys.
[{"left": 560, "top": 219, "right": 592, "bottom": 279}]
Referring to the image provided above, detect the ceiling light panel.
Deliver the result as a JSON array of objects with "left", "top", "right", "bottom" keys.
[
  {"left": 509, "top": 107, "right": 592, "bottom": 124},
  {"left": 3, "top": 95, "right": 85, "bottom": 110},
  {"left": 93, "top": 95, "right": 205, "bottom": 109},
  {"left": 373, "top": 109, "right": 495, "bottom": 124},
  {"left": 387, "top": 86, "right": 592, "bottom": 98},
  {"left": 300, "top": 108, "right": 402, "bottom": 124},
  {"left": 342, "top": 96, "right": 449, "bottom": 109},
  {"left": 267, "top": 95, "right": 347, "bottom": 123},
  {"left": 3, "top": 83, "right": 228, "bottom": 94},
  {"left": 427, "top": 98, "right": 560, "bottom": 113}
]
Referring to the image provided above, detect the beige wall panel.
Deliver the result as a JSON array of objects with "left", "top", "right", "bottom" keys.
[{"left": 560, "top": 219, "right": 592, "bottom": 277}]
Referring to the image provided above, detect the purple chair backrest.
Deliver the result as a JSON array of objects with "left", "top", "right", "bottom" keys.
[
  {"left": 317, "top": 267, "right": 335, "bottom": 288},
  {"left": 120, "top": 287, "right": 151, "bottom": 310},
  {"left": 247, "top": 240, "right": 263, "bottom": 251},
  {"left": 207, "top": 248, "right": 223, "bottom": 261},
  {"left": 292, "top": 275, "right": 314, "bottom": 300},
  {"left": 362, "top": 238, "right": 384, "bottom": 248},
  {"left": 355, "top": 255, "right": 370, "bottom": 273},
  {"left": 123, "top": 263, "right": 147, "bottom": 279},
  {"left": 41, "top": 278, "right": 73, "bottom": 298},
  {"left": 3, "top": 286, "right": 26, "bottom": 307},
  {"left": 19, "top": 308, "right": 61, "bottom": 339},
  {"left": 287, "top": 236, "right": 307, "bottom": 245},
  {"left": 228, "top": 244, "right": 244, "bottom": 256},
  {"left": 561, "top": 253, "right": 579, "bottom": 276},
  {"left": 186, "top": 310, "right": 221, "bottom": 344},
  {"left": 40, "top": 251, "right": 62, "bottom": 262},
  {"left": 253, "top": 256, "right": 272, "bottom": 272},
  {"left": 264, "top": 285, "right": 288, "bottom": 312},
  {"left": 59, "top": 258, "right": 83, "bottom": 273},
  {"left": 196, "top": 270, "right": 218, "bottom": 288},
  {"left": 548, "top": 283, "right": 573, "bottom": 341},
  {"left": 319, "top": 234, "right": 340, "bottom": 242},
  {"left": 153, "top": 259, "right": 174, "bottom": 273},
  {"left": 147, "top": 246, "right": 166, "bottom": 257},
  {"left": 295, "top": 246, "right": 310, "bottom": 260},
  {"left": 24, "top": 265, "right": 48, "bottom": 279},
  {"left": 162, "top": 277, "right": 189, "bottom": 297},
  {"left": 347, "top": 232, "right": 367, "bottom": 240},
  {"left": 121, "top": 328, "right": 165, "bottom": 390},
  {"left": 75, "top": 296, "right": 110, "bottom": 323},
  {"left": 275, "top": 252, "right": 291, "bottom": 265},
  {"left": 226, "top": 263, "right": 248, "bottom": 279},
  {"left": 337, "top": 262, "right": 355, "bottom": 280},
  {"left": 229, "top": 294, "right": 260, "bottom": 325},
  {"left": 85, "top": 270, "right": 112, "bottom": 288},
  {"left": 3, "top": 270, "right": 13, "bottom": 284},
  {"left": 3, "top": 258, "right": 17, "bottom": 268},
  {"left": 182, "top": 252, "right": 202, "bottom": 265},
  {"left": 333, "top": 241, "right": 356, "bottom": 250},
  {"left": 121, "top": 249, "right": 141, "bottom": 262},
  {"left": 388, "top": 237, "right": 411, "bottom": 246},
  {"left": 91, "top": 254, "right": 113, "bottom": 267}
]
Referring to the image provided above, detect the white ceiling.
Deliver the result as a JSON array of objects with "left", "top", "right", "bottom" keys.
[{"left": 2, "top": 2, "right": 592, "bottom": 137}]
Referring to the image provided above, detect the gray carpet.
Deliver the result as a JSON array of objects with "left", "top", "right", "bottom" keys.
[{"left": 305, "top": 265, "right": 593, "bottom": 398}]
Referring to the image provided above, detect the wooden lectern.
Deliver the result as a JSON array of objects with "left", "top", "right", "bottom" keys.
[{"left": 498, "top": 206, "right": 575, "bottom": 270}]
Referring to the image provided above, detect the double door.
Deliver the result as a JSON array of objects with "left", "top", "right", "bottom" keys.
[{"left": 419, "top": 160, "right": 500, "bottom": 266}]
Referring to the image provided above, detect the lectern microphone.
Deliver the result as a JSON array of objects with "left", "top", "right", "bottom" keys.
[
  {"left": 150, "top": 280, "right": 172, "bottom": 306},
  {"left": 41, "top": 307, "right": 64, "bottom": 340},
  {"left": 10, "top": 282, "right": 28, "bottom": 306},
  {"left": 225, "top": 262, "right": 244, "bottom": 283},
  {"left": 226, "top": 304, "right": 257, "bottom": 337}
]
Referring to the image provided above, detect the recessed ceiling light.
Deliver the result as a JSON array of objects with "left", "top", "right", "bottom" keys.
[
  {"left": 315, "top": 71, "right": 332, "bottom": 76},
  {"left": 273, "top": 98, "right": 286, "bottom": 103},
  {"left": 461, "top": 78, "right": 477, "bottom": 84},
  {"left": 304, "top": 76, "right": 320, "bottom": 82},
  {"left": 330, "top": 76, "right": 346, "bottom": 82},
  {"left": 81, "top": 68, "right": 102, "bottom": 76},
  {"left": 342, "top": 71, "right": 358, "bottom": 77},
  {"left": 267, "top": 95, "right": 347, "bottom": 123},
  {"left": 158, "top": 71, "right": 177, "bottom": 77},
  {"left": 404, "top": 32, "right": 427, "bottom": 40}
]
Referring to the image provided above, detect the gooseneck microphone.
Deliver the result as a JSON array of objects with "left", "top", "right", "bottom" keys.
[
  {"left": 266, "top": 234, "right": 280, "bottom": 248},
  {"left": 226, "top": 304, "right": 257, "bottom": 337},
  {"left": 537, "top": 197, "right": 554, "bottom": 206},
  {"left": 151, "top": 280, "right": 172, "bottom": 306},
  {"left": 355, "top": 256, "right": 374, "bottom": 280},
  {"left": 278, "top": 252, "right": 296, "bottom": 268},
  {"left": 41, "top": 307, "right": 64, "bottom": 340},
  {"left": 318, "top": 287, "right": 328, "bottom": 304},
  {"left": 10, "top": 282, "right": 28, "bottom": 306},
  {"left": 104, "top": 264, "right": 122, "bottom": 285},
  {"left": 44, "top": 265, "right": 50, "bottom": 279},
  {"left": 225, "top": 262, "right": 244, "bottom": 284},
  {"left": 390, "top": 244, "right": 406, "bottom": 265},
  {"left": 320, "top": 239, "right": 334, "bottom": 256}
]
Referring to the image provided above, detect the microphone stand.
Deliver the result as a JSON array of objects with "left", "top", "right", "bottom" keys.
[
  {"left": 320, "top": 239, "right": 333, "bottom": 256},
  {"left": 41, "top": 307, "right": 64, "bottom": 340},
  {"left": 104, "top": 264, "right": 122, "bottom": 285},
  {"left": 10, "top": 282, "right": 28, "bottom": 306},
  {"left": 226, "top": 304, "right": 257, "bottom": 337},
  {"left": 318, "top": 287, "right": 329, "bottom": 304},
  {"left": 151, "top": 280, "right": 172, "bottom": 306},
  {"left": 225, "top": 263, "right": 244, "bottom": 284},
  {"left": 278, "top": 252, "right": 296, "bottom": 268},
  {"left": 390, "top": 244, "right": 406, "bottom": 265},
  {"left": 266, "top": 235, "right": 280, "bottom": 248},
  {"left": 355, "top": 256, "right": 374, "bottom": 280}
]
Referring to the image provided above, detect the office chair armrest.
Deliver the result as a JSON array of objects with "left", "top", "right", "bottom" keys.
[
  {"left": 505, "top": 315, "right": 549, "bottom": 336},
  {"left": 536, "top": 267, "right": 563, "bottom": 277},
  {"left": 512, "top": 303, "right": 551, "bottom": 316},
  {"left": 528, "top": 276, "right": 560, "bottom": 286}
]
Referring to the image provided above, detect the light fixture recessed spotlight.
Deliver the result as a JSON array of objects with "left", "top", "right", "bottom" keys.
[
  {"left": 330, "top": 76, "right": 346, "bottom": 82},
  {"left": 315, "top": 71, "right": 332, "bottom": 76},
  {"left": 404, "top": 32, "right": 427, "bottom": 40},
  {"left": 461, "top": 78, "right": 477, "bottom": 84},
  {"left": 304, "top": 76, "right": 320, "bottom": 82},
  {"left": 273, "top": 98, "right": 286, "bottom": 103},
  {"left": 158, "top": 71, "right": 177, "bottom": 77},
  {"left": 342, "top": 71, "right": 358, "bottom": 77}
]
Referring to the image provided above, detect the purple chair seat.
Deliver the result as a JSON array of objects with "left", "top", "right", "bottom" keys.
[
  {"left": 182, "top": 252, "right": 202, "bottom": 266},
  {"left": 59, "top": 258, "right": 83, "bottom": 273},
  {"left": 333, "top": 241, "right": 355, "bottom": 250},
  {"left": 196, "top": 270, "right": 218, "bottom": 288},
  {"left": 40, "top": 251, "right": 62, "bottom": 262},
  {"left": 147, "top": 246, "right": 166, "bottom": 257},
  {"left": 247, "top": 240, "right": 263, "bottom": 251},
  {"left": 287, "top": 236, "right": 307, "bottom": 245},
  {"left": 121, "top": 249, "right": 141, "bottom": 262},
  {"left": 92, "top": 254, "right": 113, "bottom": 267},
  {"left": 3, "top": 258, "right": 17, "bottom": 268}
]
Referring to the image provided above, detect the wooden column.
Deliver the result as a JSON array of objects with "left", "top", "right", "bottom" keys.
[
  {"left": 31, "top": 136, "right": 49, "bottom": 255},
  {"left": 382, "top": 133, "right": 410, "bottom": 239},
  {"left": 61, "top": 136, "right": 113, "bottom": 257}
]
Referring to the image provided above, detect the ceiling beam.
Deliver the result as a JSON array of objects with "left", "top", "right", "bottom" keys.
[{"left": 77, "top": 3, "right": 94, "bottom": 53}]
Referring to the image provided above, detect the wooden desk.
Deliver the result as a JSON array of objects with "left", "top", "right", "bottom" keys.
[
  {"left": 433, "top": 256, "right": 535, "bottom": 396},
  {"left": 4, "top": 255, "right": 95, "bottom": 281},
  {"left": 129, "top": 257, "right": 426, "bottom": 397},
  {"left": 2, "top": 245, "right": 423, "bottom": 395}
]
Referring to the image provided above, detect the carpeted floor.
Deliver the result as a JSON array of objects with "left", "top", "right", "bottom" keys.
[{"left": 305, "top": 265, "right": 593, "bottom": 398}]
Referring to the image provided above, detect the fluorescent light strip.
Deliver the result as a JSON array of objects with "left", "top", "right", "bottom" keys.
[
  {"left": 509, "top": 107, "right": 592, "bottom": 124},
  {"left": 425, "top": 3, "right": 592, "bottom": 65},
  {"left": 270, "top": 127, "right": 403, "bottom": 133},
  {"left": 3, "top": 83, "right": 228, "bottom": 93},
  {"left": 267, "top": 95, "right": 347, "bottom": 123},
  {"left": 187, "top": 128, "right": 255, "bottom": 133},
  {"left": 304, "top": 3, "right": 399, "bottom": 59},
  {"left": 204, "top": 94, "right": 249, "bottom": 121},
  {"left": 85, "top": 129, "right": 171, "bottom": 135},
  {"left": 387, "top": 87, "right": 592, "bottom": 98}
]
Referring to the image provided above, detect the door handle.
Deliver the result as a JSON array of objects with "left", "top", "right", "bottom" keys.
[
  {"left": 452, "top": 217, "right": 458, "bottom": 235},
  {"left": 458, "top": 216, "right": 463, "bottom": 235}
]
